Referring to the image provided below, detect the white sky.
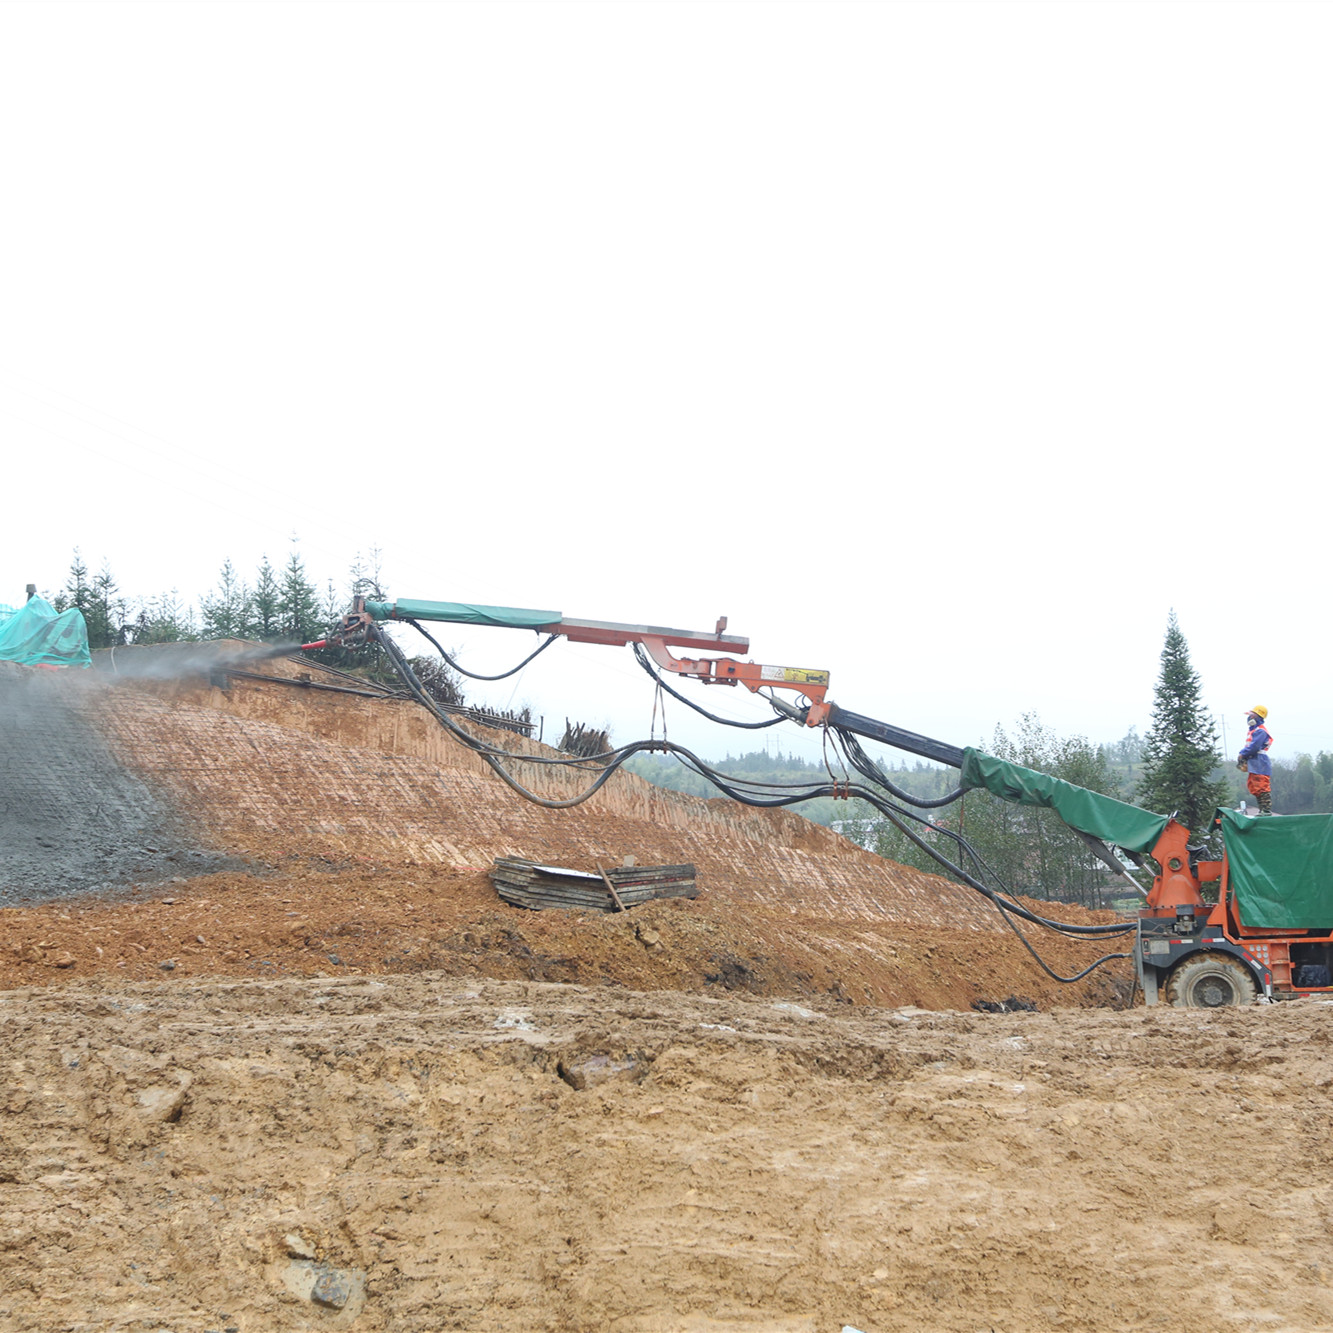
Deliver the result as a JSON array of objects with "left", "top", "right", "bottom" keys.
[{"left": 3, "top": 1, "right": 1330, "bottom": 769}]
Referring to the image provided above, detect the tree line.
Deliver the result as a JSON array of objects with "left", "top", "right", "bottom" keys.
[
  {"left": 46, "top": 547, "right": 352, "bottom": 649},
  {"left": 40, "top": 547, "right": 544, "bottom": 730},
  {"left": 40, "top": 559, "right": 1332, "bottom": 875}
]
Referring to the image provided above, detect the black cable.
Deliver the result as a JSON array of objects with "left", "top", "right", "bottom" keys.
[
  {"left": 987, "top": 889, "right": 1132, "bottom": 983},
  {"left": 378, "top": 627, "right": 830, "bottom": 806},
  {"left": 404, "top": 618, "right": 559, "bottom": 682},
  {"left": 836, "top": 730, "right": 967, "bottom": 808},
  {"left": 644, "top": 737, "right": 1133, "bottom": 945},
  {"left": 374, "top": 627, "right": 1135, "bottom": 973},
  {"left": 847, "top": 785, "right": 1133, "bottom": 939},
  {"left": 632, "top": 642, "right": 787, "bottom": 729},
  {"left": 826, "top": 730, "right": 1135, "bottom": 944}
]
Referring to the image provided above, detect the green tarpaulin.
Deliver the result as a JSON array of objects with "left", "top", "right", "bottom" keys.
[
  {"left": 0, "top": 596, "right": 91, "bottom": 668},
  {"left": 1220, "top": 807, "right": 1333, "bottom": 929},
  {"left": 959, "top": 748, "right": 1170, "bottom": 853},
  {"left": 366, "top": 599, "right": 560, "bottom": 630}
]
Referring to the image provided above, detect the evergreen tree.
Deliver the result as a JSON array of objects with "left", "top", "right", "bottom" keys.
[
  {"left": 54, "top": 550, "right": 91, "bottom": 617},
  {"left": 320, "top": 578, "right": 344, "bottom": 632},
  {"left": 201, "top": 559, "right": 253, "bottom": 640},
  {"left": 348, "top": 546, "right": 384, "bottom": 600},
  {"left": 277, "top": 549, "right": 322, "bottom": 642},
  {"left": 90, "top": 562, "right": 127, "bottom": 647},
  {"left": 54, "top": 551, "right": 126, "bottom": 648},
  {"left": 1137, "top": 611, "right": 1229, "bottom": 834},
  {"left": 130, "top": 590, "right": 197, "bottom": 644},
  {"left": 248, "top": 556, "right": 282, "bottom": 640}
]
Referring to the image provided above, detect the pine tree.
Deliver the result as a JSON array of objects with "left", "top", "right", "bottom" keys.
[
  {"left": 131, "top": 590, "right": 197, "bottom": 644},
  {"left": 277, "top": 549, "right": 322, "bottom": 643},
  {"left": 248, "top": 557, "right": 282, "bottom": 640},
  {"left": 55, "top": 551, "right": 125, "bottom": 648},
  {"left": 1137, "top": 611, "right": 1229, "bottom": 834},
  {"left": 90, "top": 562, "right": 127, "bottom": 647},
  {"left": 201, "top": 559, "right": 253, "bottom": 640},
  {"left": 54, "top": 550, "right": 91, "bottom": 617}
]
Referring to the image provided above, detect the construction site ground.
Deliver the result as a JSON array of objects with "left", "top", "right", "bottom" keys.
[{"left": 3, "top": 652, "right": 1329, "bottom": 1331}]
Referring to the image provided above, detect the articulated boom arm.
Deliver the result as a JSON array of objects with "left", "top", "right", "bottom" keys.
[
  {"left": 637, "top": 636, "right": 830, "bottom": 707},
  {"left": 333, "top": 592, "right": 1208, "bottom": 908},
  {"left": 338, "top": 596, "right": 832, "bottom": 709}
]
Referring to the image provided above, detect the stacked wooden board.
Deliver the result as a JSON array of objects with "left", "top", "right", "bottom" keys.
[{"left": 490, "top": 858, "right": 698, "bottom": 913}]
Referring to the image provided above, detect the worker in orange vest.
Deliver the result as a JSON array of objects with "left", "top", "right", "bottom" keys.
[{"left": 1237, "top": 706, "right": 1274, "bottom": 815}]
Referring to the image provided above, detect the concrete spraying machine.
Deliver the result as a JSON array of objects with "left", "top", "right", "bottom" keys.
[{"left": 310, "top": 595, "right": 1333, "bottom": 1010}]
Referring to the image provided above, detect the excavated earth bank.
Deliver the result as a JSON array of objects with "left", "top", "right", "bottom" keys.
[{"left": 6, "top": 648, "right": 1311, "bottom": 1331}]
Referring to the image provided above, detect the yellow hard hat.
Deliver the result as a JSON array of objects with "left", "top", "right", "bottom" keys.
[{"left": 1247, "top": 705, "right": 1269, "bottom": 720}]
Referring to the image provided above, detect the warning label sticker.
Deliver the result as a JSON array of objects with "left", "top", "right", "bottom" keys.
[{"left": 759, "top": 664, "right": 830, "bottom": 686}]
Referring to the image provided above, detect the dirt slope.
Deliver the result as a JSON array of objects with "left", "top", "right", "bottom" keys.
[
  {"left": 0, "top": 650, "right": 1129, "bottom": 1009},
  {"left": 4, "top": 974, "right": 1332, "bottom": 1333}
]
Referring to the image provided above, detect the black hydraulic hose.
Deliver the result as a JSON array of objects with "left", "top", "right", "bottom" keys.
[
  {"left": 836, "top": 730, "right": 967, "bottom": 809},
  {"left": 379, "top": 630, "right": 643, "bottom": 805},
  {"left": 668, "top": 740, "right": 1133, "bottom": 942},
  {"left": 986, "top": 889, "right": 1133, "bottom": 982},
  {"left": 380, "top": 628, "right": 825, "bottom": 807},
  {"left": 849, "top": 784, "right": 1135, "bottom": 938},
  {"left": 377, "top": 627, "right": 1134, "bottom": 960},
  {"left": 827, "top": 731, "right": 1136, "bottom": 944},
  {"left": 404, "top": 618, "right": 559, "bottom": 682},
  {"left": 632, "top": 643, "right": 787, "bottom": 729}
]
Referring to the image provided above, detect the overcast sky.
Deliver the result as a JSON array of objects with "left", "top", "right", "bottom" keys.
[{"left": 3, "top": 1, "right": 1329, "bottom": 770}]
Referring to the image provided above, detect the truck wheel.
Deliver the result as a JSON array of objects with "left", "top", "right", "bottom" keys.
[{"left": 1164, "top": 952, "right": 1258, "bottom": 1009}]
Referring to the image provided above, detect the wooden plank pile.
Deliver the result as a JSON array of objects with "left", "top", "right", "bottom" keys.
[{"left": 490, "top": 858, "right": 698, "bottom": 913}]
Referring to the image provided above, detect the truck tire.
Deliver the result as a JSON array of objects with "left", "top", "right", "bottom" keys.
[{"left": 1164, "top": 952, "right": 1258, "bottom": 1009}]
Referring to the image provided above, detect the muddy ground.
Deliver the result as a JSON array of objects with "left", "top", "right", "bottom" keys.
[
  {"left": 4, "top": 971, "right": 1333, "bottom": 1333},
  {"left": 1, "top": 658, "right": 1316, "bottom": 1331},
  {"left": 0, "top": 861, "right": 1127, "bottom": 1012}
]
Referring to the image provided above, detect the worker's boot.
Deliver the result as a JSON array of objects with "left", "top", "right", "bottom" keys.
[{"left": 1258, "top": 790, "right": 1273, "bottom": 816}]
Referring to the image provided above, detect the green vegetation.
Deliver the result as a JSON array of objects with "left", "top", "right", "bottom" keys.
[
  {"left": 1135, "top": 612, "right": 1229, "bottom": 835},
  {"left": 40, "top": 546, "right": 515, "bottom": 727},
  {"left": 836, "top": 713, "right": 1126, "bottom": 910}
]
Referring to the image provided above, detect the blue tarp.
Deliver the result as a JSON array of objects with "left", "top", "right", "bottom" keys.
[{"left": 0, "top": 596, "right": 91, "bottom": 668}]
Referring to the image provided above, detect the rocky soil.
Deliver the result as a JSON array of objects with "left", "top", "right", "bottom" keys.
[{"left": 4, "top": 973, "right": 1333, "bottom": 1333}]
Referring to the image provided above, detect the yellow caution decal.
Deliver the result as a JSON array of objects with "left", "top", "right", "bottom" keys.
[{"left": 760, "top": 664, "right": 831, "bottom": 686}]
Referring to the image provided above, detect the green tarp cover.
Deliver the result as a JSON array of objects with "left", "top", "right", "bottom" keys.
[
  {"left": 959, "top": 748, "right": 1170, "bottom": 853},
  {"left": 0, "top": 596, "right": 91, "bottom": 668},
  {"left": 1220, "top": 807, "right": 1333, "bottom": 929},
  {"left": 367, "top": 599, "right": 560, "bottom": 630}
]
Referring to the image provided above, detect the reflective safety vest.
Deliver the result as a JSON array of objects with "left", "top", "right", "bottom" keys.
[{"left": 1241, "top": 723, "right": 1273, "bottom": 776}]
